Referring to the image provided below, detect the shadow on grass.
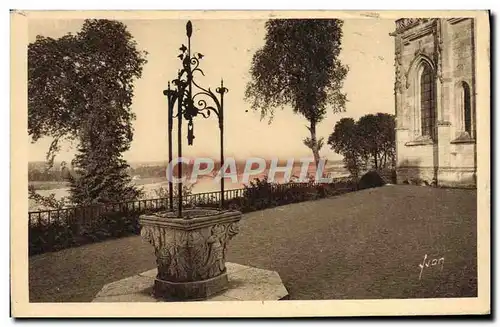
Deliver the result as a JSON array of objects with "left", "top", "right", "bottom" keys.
[{"left": 29, "top": 185, "right": 477, "bottom": 302}]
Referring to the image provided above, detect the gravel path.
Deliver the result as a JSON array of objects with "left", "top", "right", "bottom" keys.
[{"left": 29, "top": 185, "right": 477, "bottom": 302}]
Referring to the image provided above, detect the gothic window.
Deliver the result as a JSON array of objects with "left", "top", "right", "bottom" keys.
[
  {"left": 462, "top": 82, "right": 473, "bottom": 137},
  {"left": 455, "top": 81, "right": 475, "bottom": 141},
  {"left": 419, "top": 63, "right": 435, "bottom": 139}
]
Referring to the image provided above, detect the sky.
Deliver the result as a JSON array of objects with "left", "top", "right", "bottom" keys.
[{"left": 28, "top": 18, "right": 396, "bottom": 163}]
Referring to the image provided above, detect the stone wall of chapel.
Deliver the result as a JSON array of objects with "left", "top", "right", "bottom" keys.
[
  {"left": 396, "top": 19, "right": 475, "bottom": 137},
  {"left": 397, "top": 25, "right": 437, "bottom": 132},
  {"left": 397, "top": 141, "right": 435, "bottom": 167},
  {"left": 451, "top": 19, "right": 474, "bottom": 83},
  {"left": 448, "top": 19, "right": 476, "bottom": 172},
  {"left": 393, "top": 18, "right": 476, "bottom": 187},
  {"left": 449, "top": 19, "right": 475, "bottom": 139}
]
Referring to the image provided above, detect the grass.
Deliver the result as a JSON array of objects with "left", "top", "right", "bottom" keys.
[{"left": 29, "top": 185, "right": 477, "bottom": 302}]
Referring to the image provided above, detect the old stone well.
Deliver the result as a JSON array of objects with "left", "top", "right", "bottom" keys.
[{"left": 92, "top": 208, "right": 288, "bottom": 302}]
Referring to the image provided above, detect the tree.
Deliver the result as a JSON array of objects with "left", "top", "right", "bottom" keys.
[
  {"left": 328, "top": 113, "right": 395, "bottom": 178},
  {"left": 327, "top": 118, "right": 364, "bottom": 179},
  {"left": 356, "top": 113, "right": 396, "bottom": 169},
  {"left": 28, "top": 19, "right": 147, "bottom": 205},
  {"left": 245, "top": 19, "right": 348, "bottom": 166}
]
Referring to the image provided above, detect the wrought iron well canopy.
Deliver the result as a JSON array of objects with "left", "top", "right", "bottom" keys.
[{"left": 163, "top": 20, "right": 228, "bottom": 218}]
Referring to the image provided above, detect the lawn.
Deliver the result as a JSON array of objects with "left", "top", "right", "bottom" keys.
[{"left": 29, "top": 184, "right": 477, "bottom": 302}]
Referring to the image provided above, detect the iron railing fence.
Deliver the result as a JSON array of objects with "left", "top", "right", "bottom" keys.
[
  {"left": 28, "top": 178, "right": 353, "bottom": 227},
  {"left": 28, "top": 187, "right": 244, "bottom": 227},
  {"left": 28, "top": 178, "right": 356, "bottom": 255}
]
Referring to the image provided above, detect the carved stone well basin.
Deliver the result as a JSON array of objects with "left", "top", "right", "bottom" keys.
[{"left": 139, "top": 208, "right": 242, "bottom": 300}]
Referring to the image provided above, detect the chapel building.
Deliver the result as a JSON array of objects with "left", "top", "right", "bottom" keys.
[{"left": 390, "top": 18, "right": 477, "bottom": 187}]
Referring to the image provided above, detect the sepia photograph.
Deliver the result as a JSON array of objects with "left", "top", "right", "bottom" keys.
[{"left": 10, "top": 10, "right": 490, "bottom": 317}]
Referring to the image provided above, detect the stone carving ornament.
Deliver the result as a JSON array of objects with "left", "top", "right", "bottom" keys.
[
  {"left": 139, "top": 208, "right": 242, "bottom": 299},
  {"left": 434, "top": 19, "right": 444, "bottom": 83},
  {"left": 204, "top": 224, "right": 227, "bottom": 278},
  {"left": 414, "top": 40, "right": 427, "bottom": 57},
  {"left": 394, "top": 37, "right": 405, "bottom": 94},
  {"left": 405, "top": 68, "right": 411, "bottom": 90},
  {"left": 396, "top": 18, "right": 429, "bottom": 32},
  {"left": 141, "top": 221, "right": 240, "bottom": 282}
]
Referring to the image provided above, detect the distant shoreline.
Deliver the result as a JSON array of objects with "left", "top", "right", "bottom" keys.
[{"left": 28, "top": 171, "right": 350, "bottom": 211}]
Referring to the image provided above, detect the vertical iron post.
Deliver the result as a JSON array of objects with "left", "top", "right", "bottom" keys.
[
  {"left": 177, "top": 74, "right": 183, "bottom": 218},
  {"left": 163, "top": 20, "right": 228, "bottom": 218},
  {"left": 219, "top": 79, "right": 225, "bottom": 209},
  {"left": 166, "top": 83, "right": 174, "bottom": 212}
]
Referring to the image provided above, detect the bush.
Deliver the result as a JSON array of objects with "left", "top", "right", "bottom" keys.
[
  {"left": 358, "top": 170, "right": 386, "bottom": 190},
  {"left": 242, "top": 178, "right": 279, "bottom": 210},
  {"left": 236, "top": 177, "right": 357, "bottom": 212},
  {"left": 376, "top": 168, "right": 397, "bottom": 184},
  {"left": 29, "top": 205, "right": 154, "bottom": 256}
]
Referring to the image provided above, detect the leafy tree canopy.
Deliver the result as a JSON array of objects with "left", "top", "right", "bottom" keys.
[
  {"left": 328, "top": 113, "right": 395, "bottom": 178},
  {"left": 28, "top": 19, "right": 147, "bottom": 165},
  {"left": 28, "top": 19, "right": 148, "bottom": 205},
  {"left": 245, "top": 19, "right": 348, "bottom": 165}
]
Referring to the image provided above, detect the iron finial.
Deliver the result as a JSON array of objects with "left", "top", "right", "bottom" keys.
[
  {"left": 163, "top": 81, "right": 170, "bottom": 96},
  {"left": 186, "top": 21, "right": 193, "bottom": 38}
]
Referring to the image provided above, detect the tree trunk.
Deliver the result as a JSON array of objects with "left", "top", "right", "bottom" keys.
[{"left": 309, "top": 121, "right": 321, "bottom": 168}]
